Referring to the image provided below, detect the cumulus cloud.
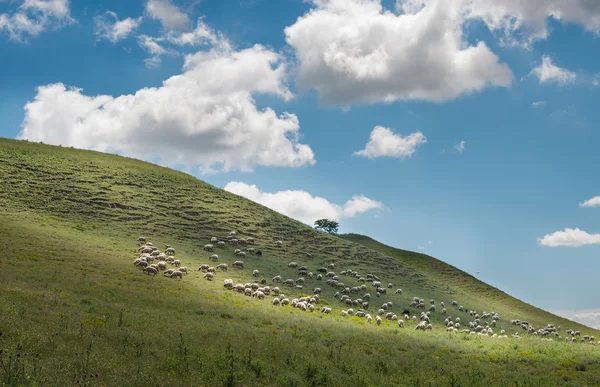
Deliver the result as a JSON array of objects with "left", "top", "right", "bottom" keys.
[
  {"left": 454, "top": 140, "right": 466, "bottom": 153},
  {"left": 532, "top": 100, "right": 546, "bottom": 108},
  {"left": 531, "top": 56, "right": 576, "bottom": 85},
  {"left": 224, "top": 182, "right": 383, "bottom": 225},
  {"left": 94, "top": 11, "right": 142, "bottom": 44},
  {"left": 537, "top": 228, "right": 600, "bottom": 247},
  {"left": 145, "top": 0, "right": 189, "bottom": 30},
  {"left": 354, "top": 126, "right": 426, "bottom": 159},
  {"left": 284, "top": 0, "right": 514, "bottom": 105},
  {"left": 17, "top": 43, "right": 315, "bottom": 174},
  {"left": 0, "top": 0, "right": 74, "bottom": 42},
  {"left": 580, "top": 196, "right": 600, "bottom": 208}
]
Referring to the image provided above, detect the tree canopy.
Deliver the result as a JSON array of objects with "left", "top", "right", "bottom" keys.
[{"left": 314, "top": 218, "right": 339, "bottom": 234}]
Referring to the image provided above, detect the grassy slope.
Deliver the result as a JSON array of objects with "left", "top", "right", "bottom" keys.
[{"left": 1, "top": 138, "right": 600, "bottom": 386}]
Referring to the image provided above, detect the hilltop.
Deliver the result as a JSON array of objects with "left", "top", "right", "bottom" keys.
[{"left": 1, "top": 138, "right": 599, "bottom": 386}]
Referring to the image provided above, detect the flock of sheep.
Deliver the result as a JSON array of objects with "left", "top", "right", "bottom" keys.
[{"left": 132, "top": 233, "right": 597, "bottom": 343}]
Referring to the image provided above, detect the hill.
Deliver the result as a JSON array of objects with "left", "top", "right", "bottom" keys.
[{"left": 1, "top": 138, "right": 599, "bottom": 386}]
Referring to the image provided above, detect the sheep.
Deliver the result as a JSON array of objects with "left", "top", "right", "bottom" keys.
[
  {"left": 314, "top": 288, "right": 322, "bottom": 294},
  {"left": 395, "top": 289, "right": 403, "bottom": 294},
  {"left": 143, "top": 266, "right": 158, "bottom": 276},
  {"left": 328, "top": 263, "right": 335, "bottom": 269},
  {"left": 209, "top": 254, "right": 219, "bottom": 261},
  {"left": 137, "top": 237, "right": 146, "bottom": 246},
  {"left": 203, "top": 244, "right": 214, "bottom": 252},
  {"left": 288, "top": 262, "right": 298, "bottom": 268},
  {"left": 224, "top": 279, "right": 234, "bottom": 289},
  {"left": 157, "top": 261, "right": 167, "bottom": 271},
  {"left": 272, "top": 275, "right": 282, "bottom": 283},
  {"left": 173, "top": 260, "right": 181, "bottom": 267},
  {"left": 366, "top": 314, "right": 373, "bottom": 323},
  {"left": 217, "top": 263, "right": 228, "bottom": 271},
  {"left": 415, "top": 321, "right": 428, "bottom": 331},
  {"left": 232, "top": 261, "right": 244, "bottom": 269},
  {"left": 275, "top": 240, "right": 283, "bottom": 246},
  {"left": 177, "top": 267, "right": 187, "bottom": 274},
  {"left": 165, "top": 247, "right": 175, "bottom": 256},
  {"left": 252, "top": 269, "right": 260, "bottom": 277},
  {"left": 387, "top": 283, "right": 393, "bottom": 289},
  {"left": 137, "top": 261, "right": 148, "bottom": 268},
  {"left": 203, "top": 272, "right": 214, "bottom": 280},
  {"left": 272, "top": 287, "right": 280, "bottom": 295},
  {"left": 170, "top": 271, "right": 183, "bottom": 280},
  {"left": 199, "top": 264, "right": 210, "bottom": 272},
  {"left": 376, "top": 316, "right": 382, "bottom": 325},
  {"left": 272, "top": 298, "right": 281, "bottom": 306}
]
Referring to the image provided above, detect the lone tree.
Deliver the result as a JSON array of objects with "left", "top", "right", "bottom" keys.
[{"left": 314, "top": 219, "right": 339, "bottom": 234}]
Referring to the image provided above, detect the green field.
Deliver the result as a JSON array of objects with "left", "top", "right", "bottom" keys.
[{"left": 1, "top": 138, "right": 600, "bottom": 386}]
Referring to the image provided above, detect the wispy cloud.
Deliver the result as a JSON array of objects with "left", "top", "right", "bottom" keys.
[
  {"left": 532, "top": 100, "right": 546, "bottom": 108},
  {"left": 531, "top": 56, "right": 576, "bottom": 85}
]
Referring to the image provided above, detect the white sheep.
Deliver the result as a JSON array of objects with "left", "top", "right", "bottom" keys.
[
  {"left": 203, "top": 272, "right": 214, "bottom": 280},
  {"left": 252, "top": 269, "right": 260, "bottom": 277},
  {"left": 203, "top": 244, "right": 214, "bottom": 252},
  {"left": 395, "top": 289, "right": 403, "bottom": 294},
  {"left": 217, "top": 263, "right": 228, "bottom": 271},
  {"left": 199, "top": 264, "right": 210, "bottom": 272},
  {"left": 272, "top": 298, "right": 281, "bottom": 306},
  {"left": 170, "top": 271, "right": 183, "bottom": 279},
  {"left": 173, "top": 260, "right": 181, "bottom": 267},
  {"left": 288, "top": 262, "right": 298, "bottom": 268},
  {"left": 143, "top": 266, "right": 158, "bottom": 276},
  {"left": 223, "top": 279, "right": 233, "bottom": 289},
  {"left": 398, "top": 319, "right": 405, "bottom": 328},
  {"left": 376, "top": 316, "right": 382, "bottom": 325},
  {"left": 210, "top": 254, "right": 219, "bottom": 261}
]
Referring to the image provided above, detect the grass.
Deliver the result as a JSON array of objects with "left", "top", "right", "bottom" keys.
[{"left": 1, "top": 138, "right": 600, "bottom": 386}]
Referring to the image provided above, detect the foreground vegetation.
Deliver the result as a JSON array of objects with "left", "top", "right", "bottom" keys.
[{"left": 1, "top": 138, "right": 600, "bottom": 386}]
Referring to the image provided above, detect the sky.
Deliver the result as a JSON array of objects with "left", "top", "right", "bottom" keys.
[{"left": 1, "top": 0, "right": 600, "bottom": 328}]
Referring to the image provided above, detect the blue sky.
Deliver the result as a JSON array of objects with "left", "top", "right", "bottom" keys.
[{"left": 2, "top": 0, "right": 600, "bottom": 327}]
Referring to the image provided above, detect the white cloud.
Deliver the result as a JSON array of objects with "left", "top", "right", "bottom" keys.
[
  {"left": 138, "top": 34, "right": 169, "bottom": 55},
  {"left": 354, "top": 126, "right": 426, "bottom": 159},
  {"left": 223, "top": 182, "right": 383, "bottom": 225},
  {"left": 552, "top": 308, "right": 600, "bottom": 330},
  {"left": 94, "top": 11, "right": 142, "bottom": 44},
  {"left": 17, "top": 43, "right": 315, "bottom": 174},
  {"left": 531, "top": 56, "right": 576, "bottom": 85},
  {"left": 454, "top": 140, "right": 466, "bottom": 153},
  {"left": 165, "top": 18, "right": 224, "bottom": 47},
  {"left": 532, "top": 100, "right": 546, "bottom": 108},
  {"left": 284, "top": 0, "right": 514, "bottom": 105},
  {"left": 464, "top": 0, "right": 600, "bottom": 46},
  {"left": 0, "top": 0, "right": 74, "bottom": 42},
  {"left": 342, "top": 195, "right": 383, "bottom": 217},
  {"left": 537, "top": 228, "right": 600, "bottom": 247},
  {"left": 580, "top": 196, "right": 600, "bottom": 208},
  {"left": 145, "top": 0, "right": 190, "bottom": 30}
]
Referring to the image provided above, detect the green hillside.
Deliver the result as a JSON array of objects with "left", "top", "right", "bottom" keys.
[{"left": 1, "top": 138, "right": 600, "bottom": 386}]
